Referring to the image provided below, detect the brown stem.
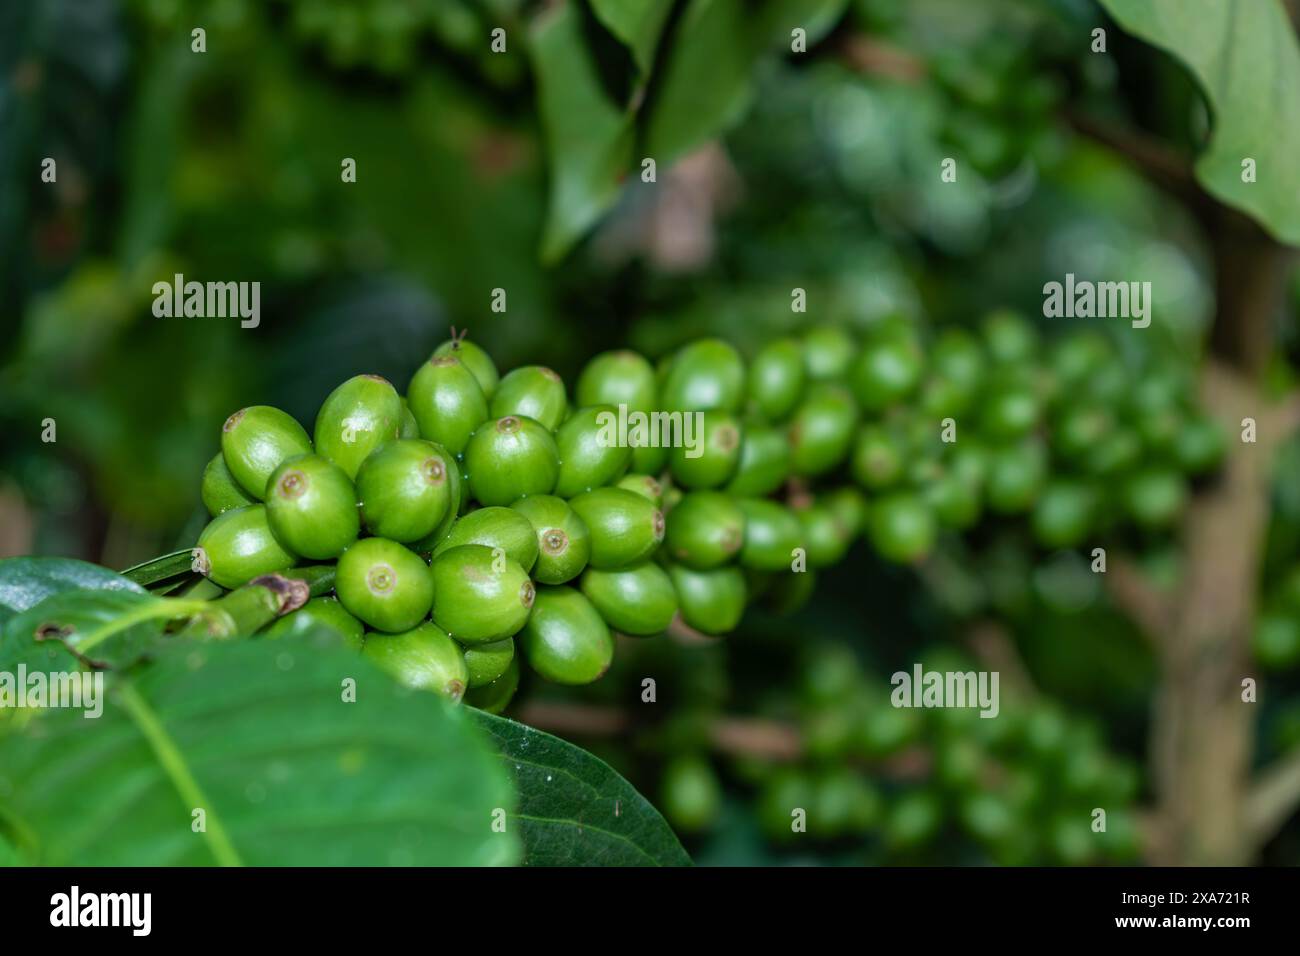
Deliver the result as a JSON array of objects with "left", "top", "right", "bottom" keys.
[
  {"left": 514, "top": 701, "right": 928, "bottom": 779},
  {"left": 963, "top": 620, "right": 1038, "bottom": 699},
  {"left": 1063, "top": 108, "right": 1206, "bottom": 212},
  {"left": 1246, "top": 747, "right": 1300, "bottom": 849},
  {"left": 1105, "top": 556, "right": 1174, "bottom": 646},
  {"left": 838, "top": 34, "right": 927, "bottom": 82},
  {"left": 1145, "top": 363, "right": 1282, "bottom": 866}
]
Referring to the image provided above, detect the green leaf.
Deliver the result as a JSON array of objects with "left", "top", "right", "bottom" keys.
[
  {"left": 530, "top": 1, "right": 636, "bottom": 263},
  {"left": 472, "top": 711, "right": 691, "bottom": 866},
  {"left": 643, "top": 0, "right": 759, "bottom": 166},
  {"left": 0, "top": 832, "right": 21, "bottom": 867},
  {"left": 1099, "top": 0, "right": 1300, "bottom": 244},
  {"left": 0, "top": 637, "right": 519, "bottom": 866},
  {"left": 0, "top": 557, "right": 146, "bottom": 626},
  {"left": 752, "top": 0, "right": 850, "bottom": 50},
  {"left": 589, "top": 0, "right": 675, "bottom": 73},
  {"left": 0, "top": 590, "right": 208, "bottom": 672}
]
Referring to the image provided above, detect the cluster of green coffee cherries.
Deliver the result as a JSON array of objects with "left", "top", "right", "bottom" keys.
[
  {"left": 660, "top": 644, "right": 1141, "bottom": 865},
  {"left": 194, "top": 313, "right": 1221, "bottom": 711}
]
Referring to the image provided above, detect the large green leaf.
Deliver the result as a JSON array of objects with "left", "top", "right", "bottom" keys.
[
  {"left": 0, "top": 636, "right": 519, "bottom": 866},
  {"left": 643, "top": 0, "right": 756, "bottom": 166},
  {"left": 0, "top": 590, "right": 207, "bottom": 672},
  {"left": 472, "top": 711, "right": 691, "bottom": 866},
  {"left": 530, "top": 1, "right": 636, "bottom": 263},
  {"left": 1099, "top": 0, "right": 1300, "bottom": 244},
  {"left": 0, "top": 557, "right": 146, "bottom": 626},
  {"left": 589, "top": 0, "right": 675, "bottom": 73}
]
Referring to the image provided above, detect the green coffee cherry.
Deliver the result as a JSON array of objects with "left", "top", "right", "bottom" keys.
[
  {"left": 336, "top": 537, "right": 434, "bottom": 633},
  {"left": 802, "top": 327, "right": 857, "bottom": 382},
  {"left": 931, "top": 328, "right": 986, "bottom": 395},
  {"left": 313, "top": 374, "right": 404, "bottom": 479},
  {"left": 850, "top": 424, "right": 905, "bottom": 489},
  {"left": 796, "top": 502, "right": 852, "bottom": 568},
  {"left": 464, "top": 415, "right": 560, "bottom": 506},
  {"left": 1253, "top": 612, "right": 1300, "bottom": 669},
  {"left": 980, "top": 382, "right": 1040, "bottom": 441},
  {"left": 1085, "top": 427, "right": 1142, "bottom": 477},
  {"left": 1049, "top": 331, "right": 1110, "bottom": 385},
  {"left": 737, "top": 499, "right": 802, "bottom": 571},
  {"left": 986, "top": 440, "right": 1047, "bottom": 514},
  {"left": 615, "top": 473, "right": 664, "bottom": 507},
  {"left": 461, "top": 636, "right": 515, "bottom": 688},
  {"left": 868, "top": 493, "right": 936, "bottom": 564},
  {"left": 851, "top": 335, "right": 923, "bottom": 412},
  {"left": 664, "top": 491, "right": 744, "bottom": 569},
  {"left": 510, "top": 495, "right": 590, "bottom": 584},
  {"left": 788, "top": 384, "right": 859, "bottom": 477},
  {"left": 263, "top": 596, "right": 364, "bottom": 648},
  {"left": 220, "top": 405, "right": 314, "bottom": 499},
  {"left": 430, "top": 544, "right": 534, "bottom": 644},
  {"left": 464, "top": 656, "right": 520, "bottom": 714},
  {"left": 630, "top": 445, "right": 666, "bottom": 478},
  {"left": 266, "top": 454, "right": 360, "bottom": 558},
  {"left": 756, "top": 768, "right": 814, "bottom": 843},
  {"left": 581, "top": 561, "right": 678, "bottom": 635},
  {"left": 356, "top": 439, "right": 452, "bottom": 543},
  {"left": 885, "top": 790, "right": 943, "bottom": 850},
  {"left": 433, "top": 336, "right": 499, "bottom": 399},
  {"left": 669, "top": 411, "right": 742, "bottom": 489},
  {"left": 1122, "top": 469, "right": 1187, "bottom": 530},
  {"left": 398, "top": 399, "right": 421, "bottom": 438},
  {"left": 764, "top": 568, "right": 817, "bottom": 614},
  {"left": 576, "top": 349, "right": 657, "bottom": 413},
  {"left": 660, "top": 338, "right": 746, "bottom": 413},
  {"left": 982, "top": 308, "right": 1037, "bottom": 364},
  {"left": 407, "top": 355, "right": 489, "bottom": 456},
  {"left": 432, "top": 506, "right": 539, "bottom": 572},
  {"left": 363, "top": 622, "right": 468, "bottom": 702},
  {"left": 923, "top": 472, "right": 982, "bottom": 530},
  {"left": 1032, "top": 481, "right": 1097, "bottom": 548},
  {"left": 660, "top": 755, "right": 722, "bottom": 834},
  {"left": 569, "top": 487, "right": 665, "bottom": 569},
  {"left": 748, "top": 338, "right": 806, "bottom": 421},
  {"left": 518, "top": 586, "right": 613, "bottom": 685},
  {"left": 195, "top": 504, "right": 297, "bottom": 589},
  {"left": 1053, "top": 403, "right": 1115, "bottom": 463},
  {"left": 490, "top": 365, "right": 567, "bottom": 430},
  {"left": 1174, "top": 414, "right": 1225, "bottom": 474},
  {"left": 554, "top": 405, "right": 632, "bottom": 497},
  {"left": 724, "top": 425, "right": 791, "bottom": 497},
  {"left": 202, "top": 452, "right": 255, "bottom": 516},
  {"left": 668, "top": 563, "right": 747, "bottom": 635},
  {"left": 409, "top": 443, "right": 465, "bottom": 552},
  {"left": 823, "top": 486, "right": 869, "bottom": 538}
]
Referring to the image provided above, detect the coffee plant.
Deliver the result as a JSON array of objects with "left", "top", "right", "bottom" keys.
[{"left": 4, "top": 0, "right": 1300, "bottom": 873}]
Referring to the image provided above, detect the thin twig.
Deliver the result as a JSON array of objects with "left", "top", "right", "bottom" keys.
[
  {"left": 1063, "top": 108, "right": 1206, "bottom": 213},
  {"left": 1105, "top": 556, "right": 1174, "bottom": 645},
  {"left": 1245, "top": 747, "right": 1300, "bottom": 848},
  {"left": 964, "top": 620, "right": 1038, "bottom": 700}
]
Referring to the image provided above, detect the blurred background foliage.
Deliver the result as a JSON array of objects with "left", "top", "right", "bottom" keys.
[{"left": 2, "top": 0, "right": 1299, "bottom": 865}]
